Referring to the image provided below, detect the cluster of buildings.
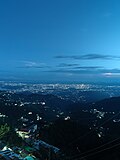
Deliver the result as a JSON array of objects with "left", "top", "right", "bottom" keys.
[
  {"left": 0, "top": 146, "right": 36, "bottom": 160},
  {"left": 16, "top": 121, "right": 60, "bottom": 160},
  {"left": 0, "top": 120, "right": 60, "bottom": 160}
]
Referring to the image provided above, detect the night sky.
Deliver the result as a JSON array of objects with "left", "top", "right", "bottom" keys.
[{"left": 0, "top": 0, "right": 120, "bottom": 82}]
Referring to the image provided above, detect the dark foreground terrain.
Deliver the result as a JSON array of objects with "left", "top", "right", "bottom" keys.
[{"left": 0, "top": 90, "right": 120, "bottom": 159}]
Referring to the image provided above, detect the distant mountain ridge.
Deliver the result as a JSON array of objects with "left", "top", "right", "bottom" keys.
[
  {"left": 0, "top": 91, "right": 120, "bottom": 124},
  {"left": 91, "top": 96, "right": 120, "bottom": 111}
]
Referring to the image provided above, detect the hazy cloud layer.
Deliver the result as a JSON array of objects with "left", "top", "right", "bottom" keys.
[
  {"left": 74, "top": 66, "right": 103, "bottom": 70},
  {"left": 20, "top": 60, "right": 120, "bottom": 78},
  {"left": 21, "top": 61, "right": 48, "bottom": 69},
  {"left": 55, "top": 54, "right": 119, "bottom": 60},
  {"left": 57, "top": 63, "right": 80, "bottom": 67},
  {"left": 46, "top": 67, "right": 120, "bottom": 76},
  {"left": 57, "top": 64, "right": 102, "bottom": 69}
]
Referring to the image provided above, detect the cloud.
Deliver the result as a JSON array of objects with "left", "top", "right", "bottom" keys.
[
  {"left": 103, "top": 72, "right": 120, "bottom": 77},
  {"left": 21, "top": 61, "right": 48, "bottom": 69},
  {"left": 55, "top": 55, "right": 71, "bottom": 59},
  {"left": 80, "top": 54, "right": 112, "bottom": 60},
  {"left": 45, "top": 67, "right": 120, "bottom": 77},
  {"left": 46, "top": 69, "right": 94, "bottom": 74},
  {"left": 24, "top": 61, "right": 38, "bottom": 67},
  {"left": 46, "top": 65, "right": 104, "bottom": 74},
  {"left": 103, "top": 72, "right": 112, "bottom": 76},
  {"left": 102, "top": 68, "right": 120, "bottom": 73},
  {"left": 57, "top": 64, "right": 102, "bottom": 70},
  {"left": 55, "top": 54, "right": 119, "bottom": 60},
  {"left": 57, "top": 63, "right": 80, "bottom": 67},
  {"left": 102, "top": 68, "right": 120, "bottom": 77},
  {"left": 74, "top": 66, "right": 103, "bottom": 70}
]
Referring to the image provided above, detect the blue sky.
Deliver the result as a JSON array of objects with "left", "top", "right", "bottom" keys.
[{"left": 1, "top": 0, "right": 120, "bottom": 82}]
